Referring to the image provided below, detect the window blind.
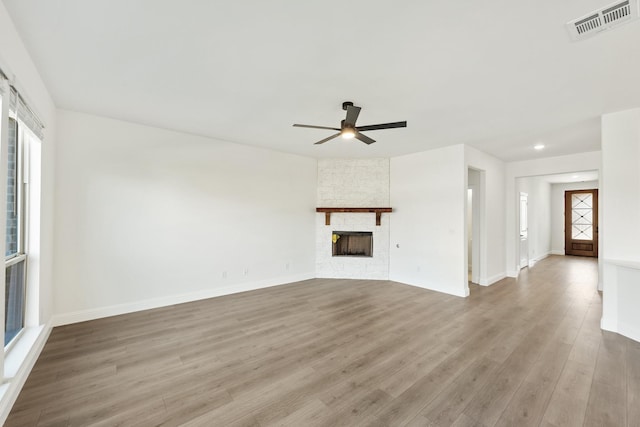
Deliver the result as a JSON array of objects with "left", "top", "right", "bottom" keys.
[
  {"left": 8, "top": 86, "right": 44, "bottom": 140},
  {"left": 0, "top": 65, "right": 45, "bottom": 140},
  {"left": 0, "top": 68, "right": 7, "bottom": 95}
]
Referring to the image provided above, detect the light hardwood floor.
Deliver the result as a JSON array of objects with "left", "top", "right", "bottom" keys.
[{"left": 6, "top": 255, "right": 639, "bottom": 426}]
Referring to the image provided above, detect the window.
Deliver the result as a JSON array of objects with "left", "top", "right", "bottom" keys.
[
  {"left": 0, "top": 75, "right": 44, "bottom": 351},
  {"left": 3, "top": 83, "right": 43, "bottom": 349},
  {"left": 5, "top": 117, "right": 27, "bottom": 347},
  {"left": 571, "top": 192, "right": 594, "bottom": 240}
]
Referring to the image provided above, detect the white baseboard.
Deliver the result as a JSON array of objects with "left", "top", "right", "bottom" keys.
[
  {"left": 602, "top": 316, "right": 640, "bottom": 344},
  {"left": 0, "top": 320, "right": 53, "bottom": 425},
  {"left": 529, "top": 252, "right": 551, "bottom": 267},
  {"left": 52, "top": 273, "right": 315, "bottom": 326},
  {"left": 600, "top": 316, "right": 617, "bottom": 333},
  {"left": 479, "top": 272, "right": 507, "bottom": 287},
  {"left": 600, "top": 315, "right": 631, "bottom": 343},
  {"left": 390, "top": 277, "right": 469, "bottom": 298},
  {"left": 506, "top": 270, "right": 519, "bottom": 278},
  {"left": 616, "top": 321, "right": 640, "bottom": 344}
]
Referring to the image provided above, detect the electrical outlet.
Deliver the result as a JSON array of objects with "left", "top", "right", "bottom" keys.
[
  {"left": 285, "top": 261, "right": 290, "bottom": 271},
  {"left": 243, "top": 268, "right": 249, "bottom": 276},
  {"left": 222, "top": 271, "right": 227, "bottom": 279}
]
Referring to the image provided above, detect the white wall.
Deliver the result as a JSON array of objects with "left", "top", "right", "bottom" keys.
[
  {"left": 532, "top": 178, "right": 551, "bottom": 263},
  {"left": 53, "top": 110, "right": 317, "bottom": 324},
  {"left": 601, "top": 109, "right": 640, "bottom": 262},
  {"left": 316, "top": 159, "right": 390, "bottom": 279},
  {"left": 550, "top": 180, "right": 598, "bottom": 255},
  {"left": 465, "top": 146, "right": 506, "bottom": 285},
  {"left": 517, "top": 176, "right": 551, "bottom": 264},
  {"left": 390, "top": 145, "right": 467, "bottom": 297},
  {"left": 505, "top": 151, "right": 601, "bottom": 276},
  {"left": 601, "top": 108, "right": 640, "bottom": 342}
]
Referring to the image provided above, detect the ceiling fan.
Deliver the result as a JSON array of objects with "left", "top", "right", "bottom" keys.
[{"left": 293, "top": 101, "right": 407, "bottom": 145}]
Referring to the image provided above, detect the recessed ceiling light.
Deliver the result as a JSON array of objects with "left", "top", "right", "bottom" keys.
[
  {"left": 534, "top": 144, "right": 545, "bottom": 150},
  {"left": 572, "top": 175, "right": 579, "bottom": 179}
]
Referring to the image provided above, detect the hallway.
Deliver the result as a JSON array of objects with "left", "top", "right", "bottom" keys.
[{"left": 469, "top": 255, "right": 635, "bottom": 426}]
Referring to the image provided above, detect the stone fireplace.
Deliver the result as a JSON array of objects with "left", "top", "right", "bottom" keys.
[{"left": 315, "top": 159, "right": 390, "bottom": 280}]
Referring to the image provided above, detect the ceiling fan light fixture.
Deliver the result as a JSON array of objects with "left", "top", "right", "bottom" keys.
[
  {"left": 341, "top": 128, "right": 356, "bottom": 139},
  {"left": 292, "top": 102, "right": 407, "bottom": 145}
]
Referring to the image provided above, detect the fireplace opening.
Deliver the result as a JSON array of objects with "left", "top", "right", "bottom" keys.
[{"left": 332, "top": 231, "right": 373, "bottom": 257}]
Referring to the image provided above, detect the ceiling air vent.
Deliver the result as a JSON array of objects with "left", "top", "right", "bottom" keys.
[{"left": 566, "top": 0, "right": 639, "bottom": 41}]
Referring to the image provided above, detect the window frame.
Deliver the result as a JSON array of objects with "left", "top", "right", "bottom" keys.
[{"left": 4, "top": 116, "right": 29, "bottom": 350}]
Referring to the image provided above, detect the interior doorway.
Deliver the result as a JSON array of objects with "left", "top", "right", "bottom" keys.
[
  {"left": 509, "top": 170, "right": 600, "bottom": 285},
  {"left": 519, "top": 192, "right": 528, "bottom": 269},
  {"left": 467, "top": 168, "right": 482, "bottom": 284},
  {"left": 565, "top": 189, "right": 599, "bottom": 257},
  {"left": 467, "top": 188, "right": 473, "bottom": 281}
]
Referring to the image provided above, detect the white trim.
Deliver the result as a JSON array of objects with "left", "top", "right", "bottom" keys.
[
  {"left": 0, "top": 320, "right": 52, "bottom": 425},
  {"left": 615, "top": 320, "right": 640, "bottom": 344},
  {"left": 551, "top": 250, "right": 565, "bottom": 255},
  {"left": 506, "top": 269, "right": 520, "bottom": 278},
  {"left": 479, "top": 272, "right": 507, "bottom": 286},
  {"left": 604, "top": 258, "right": 640, "bottom": 269},
  {"left": 600, "top": 317, "right": 618, "bottom": 334},
  {"left": 536, "top": 252, "right": 551, "bottom": 262},
  {"left": 52, "top": 273, "right": 315, "bottom": 326},
  {"left": 5, "top": 254, "right": 26, "bottom": 267},
  {"left": 528, "top": 252, "right": 551, "bottom": 267},
  {"left": 393, "top": 279, "right": 469, "bottom": 298}
]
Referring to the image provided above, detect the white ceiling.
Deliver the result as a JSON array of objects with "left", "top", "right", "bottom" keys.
[{"left": 4, "top": 0, "right": 639, "bottom": 161}]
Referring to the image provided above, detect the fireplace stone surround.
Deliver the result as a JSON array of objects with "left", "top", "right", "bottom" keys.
[{"left": 315, "top": 159, "right": 390, "bottom": 280}]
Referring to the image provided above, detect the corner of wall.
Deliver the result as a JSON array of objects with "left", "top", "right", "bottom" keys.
[
  {"left": 506, "top": 269, "right": 519, "bottom": 279},
  {"left": 479, "top": 272, "right": 507, "bottom": 286}
]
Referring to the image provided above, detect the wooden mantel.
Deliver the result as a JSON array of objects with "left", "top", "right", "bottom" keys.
[{"left": 316, "top": 207, "right": 393, "bottom": 226}]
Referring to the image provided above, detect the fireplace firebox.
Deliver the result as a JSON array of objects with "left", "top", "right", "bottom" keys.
[{"left": 332, "top": 231, "right": 373, "bottom": 257}]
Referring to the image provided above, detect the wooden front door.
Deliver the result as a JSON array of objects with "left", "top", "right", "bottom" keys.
[{"left": 565, "top": 189, "right": 598, "bottom": 257}]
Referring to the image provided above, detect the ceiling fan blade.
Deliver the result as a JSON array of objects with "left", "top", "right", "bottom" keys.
[
  {"left": 314, "top": 133, "right": 341, "bottom": 145},
  {"left": 344, "top": 105, "right": 361, "bottom": 127},
  {"left": 355, "top": 132, "right": 376, "bottom": 145},
  {"left": 293, "top": 124, "right": 341, "bottom": 131},
  {"left": 356, "top": 121, "right": 407, "bottom": 132}
]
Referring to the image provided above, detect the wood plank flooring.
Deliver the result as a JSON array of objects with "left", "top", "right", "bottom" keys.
[{"left": 6, "top": 255, "right": 639, "bottom": 426}]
